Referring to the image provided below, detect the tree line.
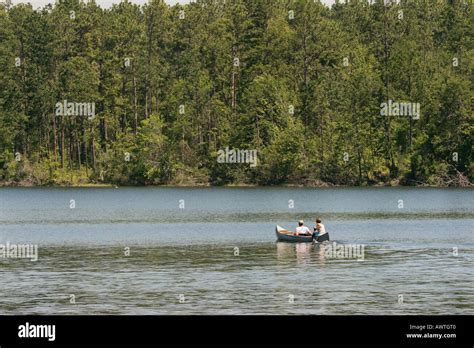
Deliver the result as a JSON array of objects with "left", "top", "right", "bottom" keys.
[{"left": 0, "top": 0, "right": 472, "bottom": 186}]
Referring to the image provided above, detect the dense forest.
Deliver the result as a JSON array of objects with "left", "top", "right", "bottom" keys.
[{"left": 0, "top": 0, "right": 472, "bottom": 186}]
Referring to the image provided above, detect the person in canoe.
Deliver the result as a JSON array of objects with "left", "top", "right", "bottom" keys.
[
  {"left": 295, "top": 220, "right": 312, "bottom": 236},
  {"left": 313, "top": 218, "right": 330, "bottom": 242}
]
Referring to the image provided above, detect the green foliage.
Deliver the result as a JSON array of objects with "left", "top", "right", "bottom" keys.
[
  {"left": 258, "top": 117, "right": 304, "bottom": 185},
  {"left": 136, "top": 113, "right": 170, "bottom": 184},
  {"left": 0, "top": 0, "right": 472, "bottom": 187}
]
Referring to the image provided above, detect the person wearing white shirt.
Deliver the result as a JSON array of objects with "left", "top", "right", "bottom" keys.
[{"left": 294, "top": 220, "right": 312, "bottom": 236}]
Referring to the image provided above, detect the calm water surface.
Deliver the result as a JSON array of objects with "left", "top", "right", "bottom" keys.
[{"left": 0, "top": 187, "right": 473, "bottom": 314}]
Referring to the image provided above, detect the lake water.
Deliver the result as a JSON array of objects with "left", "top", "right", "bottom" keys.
[{"left": 0, "top": 187, "right": 473, "bottom": 315}]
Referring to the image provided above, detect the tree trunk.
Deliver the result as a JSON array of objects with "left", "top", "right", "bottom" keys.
[
  {"left": 60, "top": 115, "right": 65, "bottom": 168},
  {"left": 90, "top": 125, "right": 96, "bottom": 170},
  {"left": 134, "top": 76, "right": 138, "bottom": 134}
]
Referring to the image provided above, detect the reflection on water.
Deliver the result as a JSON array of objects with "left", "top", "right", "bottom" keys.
[
  {"left": 277, "top": 242, "right": 326, "bottom": 265},
  {"left": 1, "top": 243, "right": 472, "bottom": 315},
  {"left": 0, "top": 187, "right": 473, "bottom": 314}
]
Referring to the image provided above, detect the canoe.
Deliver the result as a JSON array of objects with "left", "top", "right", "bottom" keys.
[{"left": 275, "top": 225, "right": 313, "bottom": 243}]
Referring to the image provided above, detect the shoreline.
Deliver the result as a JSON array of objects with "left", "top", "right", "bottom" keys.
[{"left": 0, "top": 181, "right": 471, "bottom": 189}]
